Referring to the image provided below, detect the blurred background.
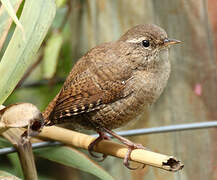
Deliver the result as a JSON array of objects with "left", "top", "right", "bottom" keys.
[{"left": 1, "top": 0, "right": 217, "bottom": 179}]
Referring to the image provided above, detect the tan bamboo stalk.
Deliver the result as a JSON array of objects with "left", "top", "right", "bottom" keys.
[{"left": 39, "top": 126, "right": 183, "bottom": 172}]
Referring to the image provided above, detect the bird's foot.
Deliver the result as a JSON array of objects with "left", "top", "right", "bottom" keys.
[
  {"left": 103, "top": 127, "right": 146, "bottom": 170},
  {"left": 88, "top": 131, "right": 111, "bottom": 161},
  {"left": 123, "top": 142, "right": 146, "bottom": 170}
]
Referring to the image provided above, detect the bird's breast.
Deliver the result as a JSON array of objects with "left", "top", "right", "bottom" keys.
[{"left": 90, "top": 57, "right": 171, "bottom": 130}]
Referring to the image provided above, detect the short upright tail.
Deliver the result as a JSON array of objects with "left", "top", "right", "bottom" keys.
[{"left": 43, "top": 92, "right": 60, "bottom": 126}]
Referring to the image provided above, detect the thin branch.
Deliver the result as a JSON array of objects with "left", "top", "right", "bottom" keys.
[
  {"left": 58, "top": 0, "right": 72, "bottom": 32},
  {"left": 39, "top": 126, "right": 184, "bottom": 172},
  {"left": 18, "top": 78, "right": 65, "bottom": 88},
  {"left": 15, "top": 54, "right": 43, "bottom": 90},
  {"left": 2, "top": 128, "right": 37, "bottom": 180}
]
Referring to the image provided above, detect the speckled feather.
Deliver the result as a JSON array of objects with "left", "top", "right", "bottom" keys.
[
  {"left": 43, "top": 24, "right": 173, "bottom": 131},
  {"left": 44, "top": 41, "right": 132, "bottom": 127}
]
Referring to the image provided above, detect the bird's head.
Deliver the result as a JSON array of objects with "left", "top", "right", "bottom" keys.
[{"left": 118, "top": 24, "right": 181, "bottom": 68}]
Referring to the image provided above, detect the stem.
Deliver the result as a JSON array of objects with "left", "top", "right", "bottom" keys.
[{"left": 3, "top": 128, "right": 38, "bottom": 180}]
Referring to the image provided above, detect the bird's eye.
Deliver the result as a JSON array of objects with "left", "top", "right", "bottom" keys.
[{"left": 142, "top": 40, "right": 150, "bottom": 47}]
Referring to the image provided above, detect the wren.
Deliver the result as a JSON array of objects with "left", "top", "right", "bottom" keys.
[{"left": 43, "top": 24, "right": 181, "bottom": 169}]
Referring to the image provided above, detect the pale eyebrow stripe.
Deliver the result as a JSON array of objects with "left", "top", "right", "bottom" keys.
[{"left": 126, "top": 37, "right": 145, "bottom": 43}]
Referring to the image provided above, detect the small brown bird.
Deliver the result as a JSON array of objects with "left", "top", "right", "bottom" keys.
[{"left": 43, "top": 24, "right": 181, "bottom": 169}]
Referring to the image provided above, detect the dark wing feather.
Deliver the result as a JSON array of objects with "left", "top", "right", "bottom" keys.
[
  {"left": 47, "top": 42, "right": 132, "bottom": 123},
  {"left": 49, "top": 71, "right": 126, "bottom": 121},
  {"left": 52, "top": 76, "right": 104, "bottom": 118}
]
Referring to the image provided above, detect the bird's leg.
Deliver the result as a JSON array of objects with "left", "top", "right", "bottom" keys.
[
  {"left": 88, "top": 131, "right": 111, "bottom": 161},
  {"left": 103, "top": 127, "right": 146, "bottom": 170}
]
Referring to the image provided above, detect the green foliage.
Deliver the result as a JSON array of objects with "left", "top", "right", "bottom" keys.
[
  {"left": 0, "top": 136, "right": 11, "bottom": 147},
  {"left": 0, "top": 0, "right": 56, "bottom": 104},
  {"left": 0, "top": 137, "right": 23, "bottom": 179},
  {"left": 0, "top": 0, "right": 24, "bottom": 38},
  {"left": 35, "top": 146, "right": 115, "bottom": 180},
  {"left": 43, "top": 32, "right": 63, "bottom": 79},
  {"left": 7, "top": 153, "right": 23, "bottom": 178}
]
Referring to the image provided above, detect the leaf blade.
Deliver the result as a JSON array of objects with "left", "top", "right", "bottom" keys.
[
  {"left": 43, "top": 32, "right": 63, "bottom": 79},
  {"left": 34, "top": 146, "right": 115, "bottom": 180},
  {"left": 0, "top": 0, "right": 24, "bottom": 36},
  {"left": 0, "top": 0, "right": 56, "bottom": 104},
  {"left": 0, "top": 0, "right": 23, "bottom": 50}
]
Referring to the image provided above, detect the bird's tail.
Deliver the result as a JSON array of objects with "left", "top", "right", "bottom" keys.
[{"left": 43, "top": 92, "right": 60, "bottom": 126}]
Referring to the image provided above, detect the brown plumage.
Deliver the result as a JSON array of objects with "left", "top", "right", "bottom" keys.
[{"left": 43, "top": 24, "right": 181, "bottom": 169}]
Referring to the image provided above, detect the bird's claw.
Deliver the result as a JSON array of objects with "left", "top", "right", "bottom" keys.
[
  {"left": 88, "top": 132, "right": 110, "bottom": 161},
  {"left": 102, "top": 127, "right": 147, "bottom": 170},
  {"left": 123, "top": 143, "right": 146, "bottom": 170}
]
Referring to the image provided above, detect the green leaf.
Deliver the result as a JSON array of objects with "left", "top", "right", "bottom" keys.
[
  {"left": 34, "top": 146, "right": 115, "bottom": 180},
  {"left": 0, "top": 136, "right": 11, "bottom": 147},
  {"left": 7, "top": 153, "right": 23, "bottom": 179},
  {"left": 0, "top": 0, "right": 24, "bottom": 38},
  {"left": 0, "top": 0, "right": 56, "bottom": 104},
  {"left": 55, "top": 0, "right": 67, "bottom": 8},
  {"left": 0, "top": 0, "right": 23, "bottom": 50},
  {"left": 0, "top": 170, "right": 21, "bottom": 180},
  {"left": 43, "top": 32, "right": 63, "bottom": 79}
]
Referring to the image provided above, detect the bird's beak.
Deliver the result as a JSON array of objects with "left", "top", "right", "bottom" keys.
[{"left": 164, "top": 38, "right": 181, "bottom": 46}]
